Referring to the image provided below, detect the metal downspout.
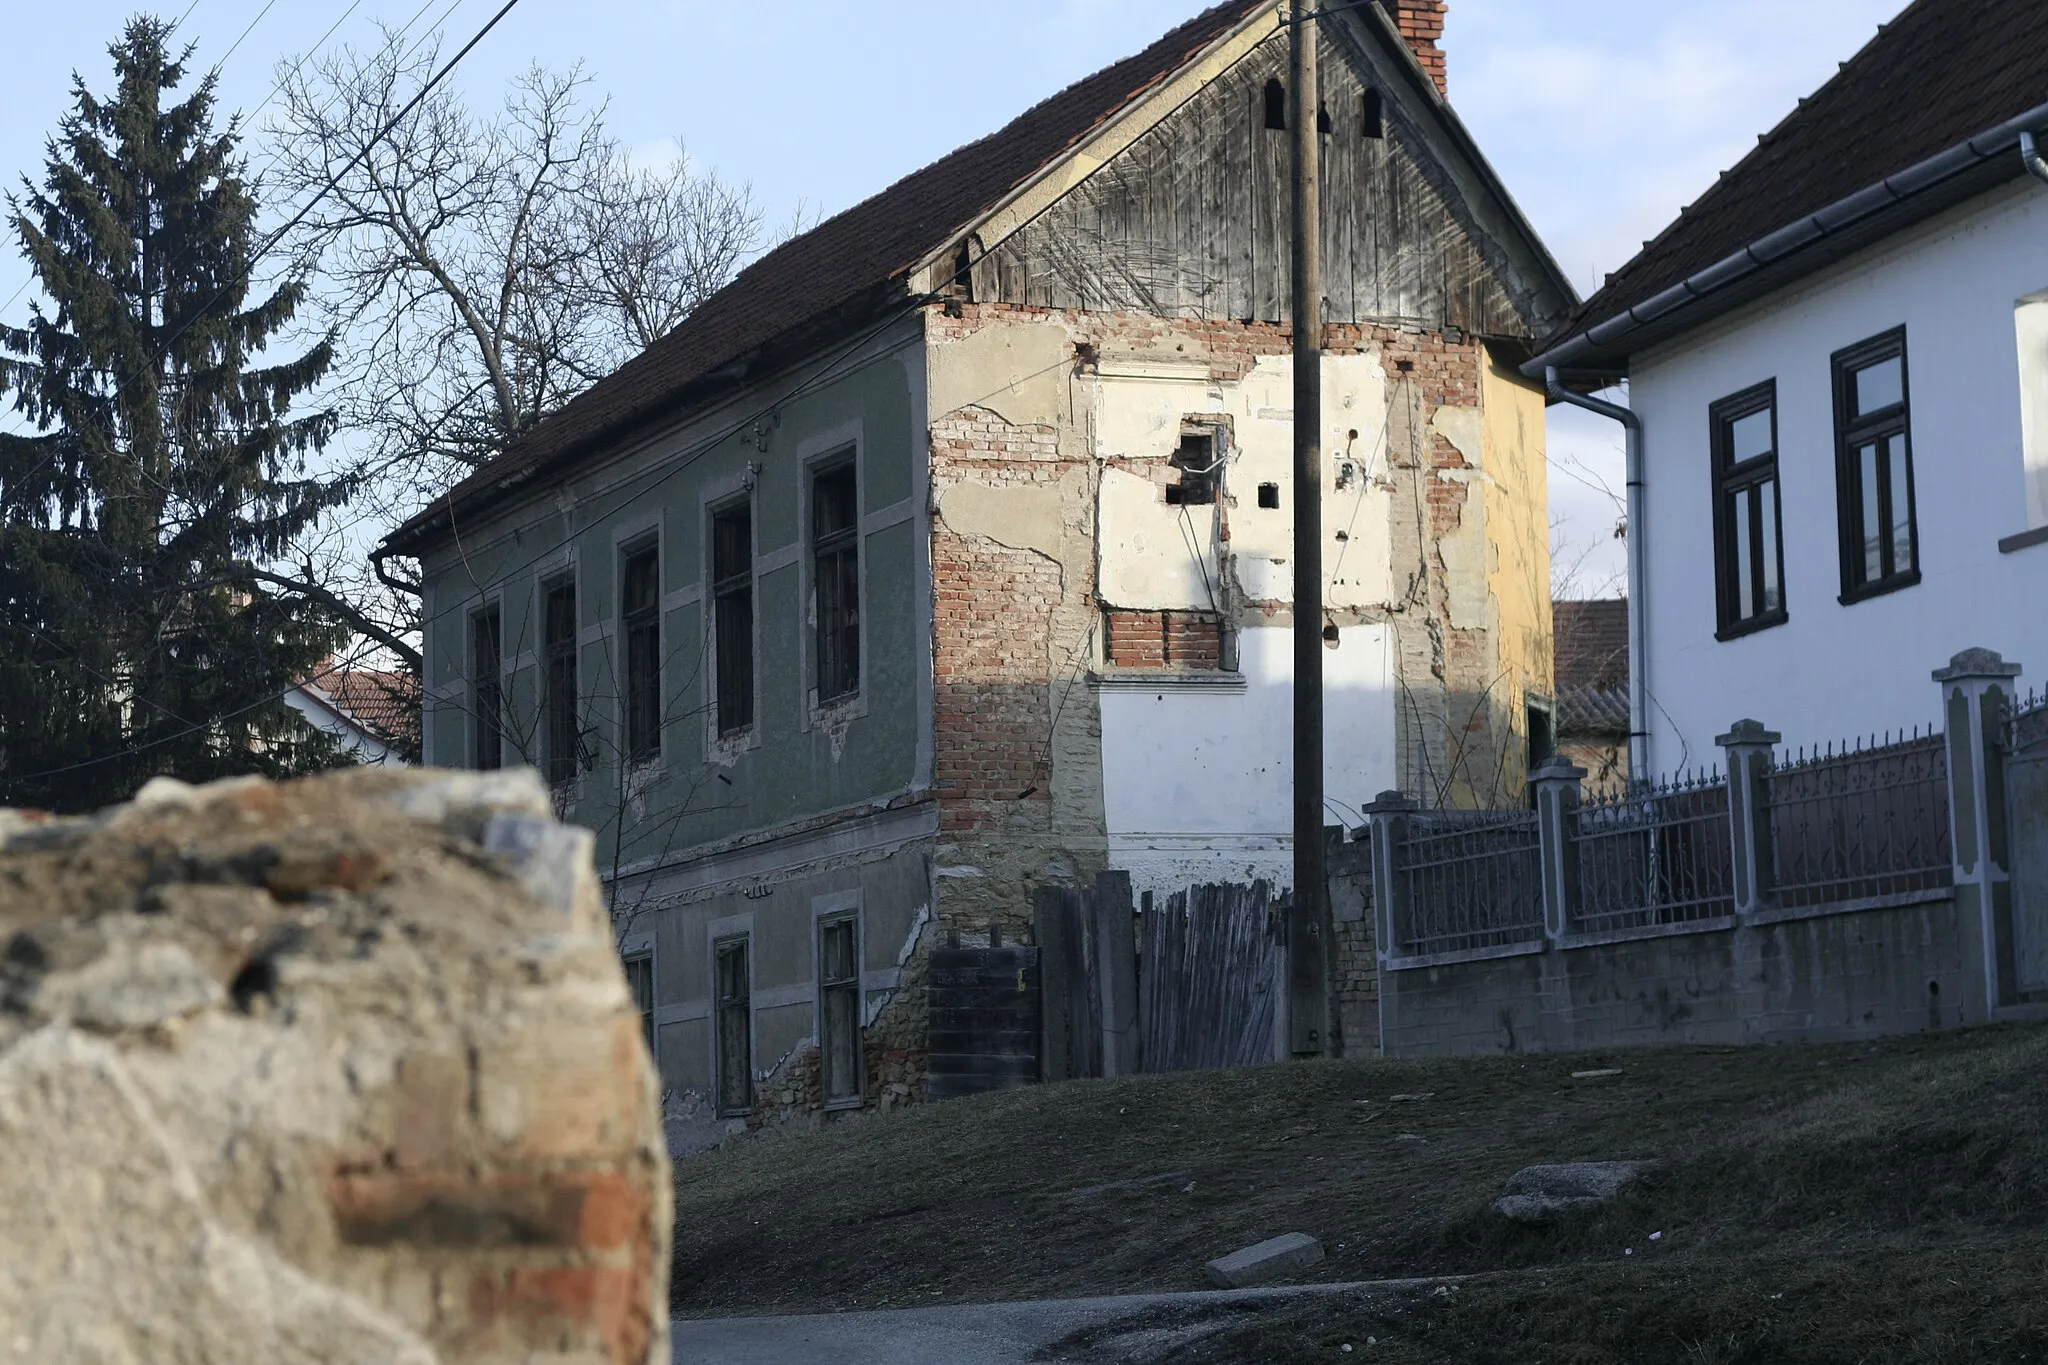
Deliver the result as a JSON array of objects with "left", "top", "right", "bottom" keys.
[
  {"left": 1545, "top": 368, "right": 1649, "bottom": 784},
  {"left": 2023, "top": 131, "right": 2048, "bottom": 187}
]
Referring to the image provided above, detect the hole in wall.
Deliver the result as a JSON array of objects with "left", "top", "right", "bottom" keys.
[
  {"left": 230, "top": 956, "right": 280, "bottom": 1014},
  {"left": 1363, "top": 88, "right": 1384, "bottom": 139},
  {"left": 1258, "top": 483, "right": 1281, "bottom": 509},
  {"left": 1264, "top": 79, "right": 1287, "bottom": 131}
]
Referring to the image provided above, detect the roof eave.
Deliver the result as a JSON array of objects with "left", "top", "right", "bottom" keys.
[
  {"left": 377, "top": 278, "right": 912, "bottom": 558},
  {"left": 1526, "top": 102, "right": 2048, "bottom": 382}
]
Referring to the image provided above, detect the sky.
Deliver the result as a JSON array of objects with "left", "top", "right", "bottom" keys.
[{"left": 1, "top": 0, "right": 1910, "bottom": 595}]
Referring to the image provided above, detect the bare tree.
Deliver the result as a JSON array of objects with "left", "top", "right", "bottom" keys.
[{"left": 263, "top": 28, "right": 764, "bottom": 670}]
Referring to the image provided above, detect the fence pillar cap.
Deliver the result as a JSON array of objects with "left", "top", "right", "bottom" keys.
[
  {"left": 1716, "top": 719, "right": 1782, "bottom": 747},
  {"left": 1932, "top": 647, "right": 2022, "bottom": 684},
  {"left": 1529, "top": 755, "right": 1587, "bottom": 784},
  {"left": 1363, "top": 790, "right": 1417, "bottom": 814}
]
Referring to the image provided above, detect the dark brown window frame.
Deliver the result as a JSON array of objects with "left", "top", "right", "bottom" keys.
[
  {"left": 623, "top": 949, "right": 654, "bottom": 1058},
  {"left": 709, "top": 498, "right": 755, "bottom": 737},
  {"left": 541, "top": 574, "right": 581, "bottom": 786},
  {"left": 1831, "top": 326, "right": 1920, "bottom": 603},
  {"left": 713, "top": 934, "right": 752, "bottom": 1117},
  {"left": 469, "top": 602, "right": 502, "bottom": 771},
  {"left": 809, "top": 458, "right": 862, "bottom": 707},
  {"left": 1709, "top": 380, "right": 1789, "bottom": 640},
  {"left": 620, "top": 539, "right": 662, "bottom": 763},
  {"left": 816, "top": 913, "right": 863, "bottom": 1109}
]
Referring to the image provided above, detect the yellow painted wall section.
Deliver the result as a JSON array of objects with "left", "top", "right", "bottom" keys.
[{"left": 1480, "top": 345, "right": 1555, "bottom": 775}]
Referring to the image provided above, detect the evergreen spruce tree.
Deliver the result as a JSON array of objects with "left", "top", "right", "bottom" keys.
[{"left": 0, "top": 16, "right": 351, "bottom": 811}]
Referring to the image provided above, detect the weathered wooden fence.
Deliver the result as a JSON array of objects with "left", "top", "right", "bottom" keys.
[
  {"left": 1138, "top": 882, "right": 1282, "bottom": 1072},
  {"left": 1028, "top": 873, "right": 1321, "bottom": 1082}
]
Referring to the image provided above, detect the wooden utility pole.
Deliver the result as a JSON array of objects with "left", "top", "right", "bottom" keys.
[{"left": 1289, "top": 6, "right": 1339, "bottom": 1058}]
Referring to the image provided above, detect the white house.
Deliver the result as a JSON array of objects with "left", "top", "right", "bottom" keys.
[{"left": 1528, "top": 0, "right": 2048, "bottom": 775}]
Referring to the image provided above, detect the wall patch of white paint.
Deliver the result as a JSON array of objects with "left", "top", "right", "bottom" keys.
[
  {"left": 937, "top": 480, "right": 1065, "bottom": 561},
  {"left": 927, "top": 317, "right": 1070, "bottom": 425},
  {"left": 2015, "top": 290, "right": 2048, "bottom": 531},
  {"left": 1093, "top": 369, "right": 1214, "bottom": 461},
  {"left": 1097, "top": 624, "right": 1396, "bottom": 902},
  {"left": 1098, "top": 466, "right": 1219, "bottom": 609},
  {"left": 1210, "top": 354, "right": 1392, "bottom": 609}
]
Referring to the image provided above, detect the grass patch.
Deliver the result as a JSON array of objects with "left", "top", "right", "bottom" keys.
[{"left": 672, "top": 1021, "right": 2048, "bottom": 1343}]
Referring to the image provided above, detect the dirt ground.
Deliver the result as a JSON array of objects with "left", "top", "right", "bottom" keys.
[{"left": 671, "top": 1022, "right": 2048, "bottom": 1362}]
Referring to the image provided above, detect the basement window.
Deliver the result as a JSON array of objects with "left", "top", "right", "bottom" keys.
[
  {"left": 714, "top": 935, "right": 752, "bottom": 1116},
  {"left": 1264, "top": 78, "right": 1287, "bottom": 131},
  {"left": 1258, "top": 482, "right": 1281, "bottom": 510},
  {"left": 1165, "top": 427, "right": 1222, "bottom": 506},
  {"left": 818, "top": 915, "right": 863, "bottom": 1107}
]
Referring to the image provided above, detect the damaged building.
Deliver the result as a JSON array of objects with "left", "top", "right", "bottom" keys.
[{"left": 376, "top": 0, "right": 1575, "bottom": 1145}]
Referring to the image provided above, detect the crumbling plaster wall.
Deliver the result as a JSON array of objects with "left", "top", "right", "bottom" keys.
[
  {"left": 924, "top": 303, "right": 1552, "bottom": 920},
  {"left": 1381, "top": 334, "right": 1553, "bottom": 809}
]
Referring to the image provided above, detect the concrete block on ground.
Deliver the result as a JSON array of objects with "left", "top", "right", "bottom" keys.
[
  {"left": 1203, "top": 1232, "right": 1325, "bottom": 1288},
  {"left": 1495, "top": 1161, "right": 1661, "bottom": 1224}
]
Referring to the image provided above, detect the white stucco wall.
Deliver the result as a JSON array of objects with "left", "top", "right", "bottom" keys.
[
  {"left": 1088, "top": 353, "right": 1400, "bottom": 901},
  {"left": 1630, "top": 179, "right": 2048, "bottom": 772},
  {"left": 1091, "top": 355, "right": 1393, "bottom": 612},
  {"left": 1097, "top": 624, "right": 1397, "bottom": 901}
]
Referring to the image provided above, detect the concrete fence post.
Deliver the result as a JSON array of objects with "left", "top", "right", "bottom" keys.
[
  {"left": 1529, "top": 757, "right": 1587, "bottom": 943},
  {"left": 1717, "top": 719, "right": 1782, "bottom": 922},
  {"left": 1934, "top": 648, "right": 2024, "bottom": 1019},
  {"left": 1363, "top": 790, "right": 1416, "bottom": 960}
]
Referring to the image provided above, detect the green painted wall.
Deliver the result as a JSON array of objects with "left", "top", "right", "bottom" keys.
[{"left": 419, "top": 341, "right": 925, "bottom": 871}]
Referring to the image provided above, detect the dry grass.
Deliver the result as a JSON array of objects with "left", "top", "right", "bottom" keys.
[{"left": 672, "top": 1021, "right": 2048, "bottom": 1361}]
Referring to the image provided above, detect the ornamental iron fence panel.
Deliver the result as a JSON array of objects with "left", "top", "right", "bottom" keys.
[
  {"left": 1393, "top": 810, "right": 1544, "bottom": 956},
  {"left": 1572, "top": 770, "right": 1735, "bottom": 934},
  {"left": 1766, "top": 730, "right": 1952, "bottom": 909}
]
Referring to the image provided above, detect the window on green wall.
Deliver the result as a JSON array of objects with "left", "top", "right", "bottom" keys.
[
  {"left": 711, "top": 501, "right": 754, "bottom": 735},
  {"left": 621, "top": 542, "right": 661, "bottom": 761},
  {"left": 542, "top": 575, "right": 580, "bottom": 784},
  {"left": 818, "top": 914, "right": 862, "bottom": 1106},
  {"left": 714, "top": 935, "right": 752, "bottom": 1115},
  {"left": 811, "top": 460, "right": 860, "bottom": 704},
  {"left": 469, "top": 603, "right": 502, "bottom": 771}
]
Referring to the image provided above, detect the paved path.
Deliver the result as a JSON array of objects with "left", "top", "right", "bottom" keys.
[{"left": 672, "top": 1280, "right": 1433, "bottom": 1364}]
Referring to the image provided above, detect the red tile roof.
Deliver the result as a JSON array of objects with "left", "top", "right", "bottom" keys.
[
  {"left": 382, "top": 0, "right": 1269, "bottom": 556},
  {"left": 1561, "top": 0, "right": 2048, "bottom": 350},
  {"left": 306, "top": 664, "right": 421, "bottom": 754},
  {"left": 1554, "top": 599, "right": 1629, "bottom": 737}
]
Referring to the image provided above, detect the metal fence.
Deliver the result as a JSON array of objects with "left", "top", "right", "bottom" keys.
[
  {"left": 1394, "top": 810, "right": 1544, "bottom": 956},
  {"left": 2012, "top": 685, "right": 2048, "bottom": 756},
  {"left": 1571, "top": 771, "right": 1735, "bottom": 934},
  {"left": 1766, "top": 731, "right": 1952, "bottom": 909}
]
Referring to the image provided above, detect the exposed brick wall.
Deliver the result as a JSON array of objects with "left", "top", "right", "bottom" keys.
[
  {"left": 1380, "top": 0, "right": 1449, "bottom": 95},
  {"left": 923, "top": 300, "right": 1534, "bottom": 929},
  {"left": 1104, "top": 609, "right": 1223, "bottom": 669}
]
